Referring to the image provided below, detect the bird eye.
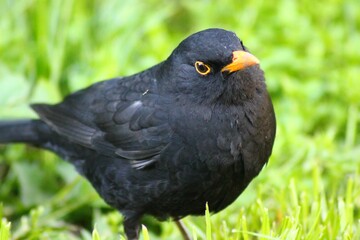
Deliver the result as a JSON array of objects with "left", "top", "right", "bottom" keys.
[{"left": 195, "top": 61, "right": 211, "bottom": 76}]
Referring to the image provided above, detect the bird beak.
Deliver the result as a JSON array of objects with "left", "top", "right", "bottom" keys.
[{"left": 221, "top": 50, "right": 260, "bottom": 73}]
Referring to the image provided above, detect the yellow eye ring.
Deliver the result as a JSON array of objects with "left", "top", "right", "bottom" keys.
[{"left": 195, "top": 61, "right": 211, "bottom": 75}]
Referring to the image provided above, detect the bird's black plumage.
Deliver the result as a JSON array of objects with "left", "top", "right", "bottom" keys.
[{"left": 0, "top": 28, "right": 276, "bottom": 239}]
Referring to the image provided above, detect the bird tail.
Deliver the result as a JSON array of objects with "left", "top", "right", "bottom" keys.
[
  {"left": 0, "top": 119, "right": 88, "bottom": 172},
  {"left": 0, "top": 119, "right": 46, "bottom": 145}
]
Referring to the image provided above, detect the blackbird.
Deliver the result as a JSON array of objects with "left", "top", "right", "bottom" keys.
[{"left": 0, "top": 28, "right": 276, "bottom": 239}]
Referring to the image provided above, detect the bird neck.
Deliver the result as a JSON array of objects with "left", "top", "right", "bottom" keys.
[{"left": 219, "top": 67, "right": 266, "bottom": 105}]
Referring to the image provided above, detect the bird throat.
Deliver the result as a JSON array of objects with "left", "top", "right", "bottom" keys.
[{"left": 220, "top": 68, "right": 265, "bottom": 105}]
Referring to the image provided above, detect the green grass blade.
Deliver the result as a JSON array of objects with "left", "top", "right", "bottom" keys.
[{"left": 205, "top": 203, "right": 212, "bottom": 240}]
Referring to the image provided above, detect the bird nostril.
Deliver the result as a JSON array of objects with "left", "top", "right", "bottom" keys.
[{"left": 232, "top": 54, "right": 238, "bottom": 62}]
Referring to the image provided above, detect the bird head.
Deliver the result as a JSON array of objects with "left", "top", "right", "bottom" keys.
[{"left": 159, "top": 28, "right": 265, "bottom": 105}]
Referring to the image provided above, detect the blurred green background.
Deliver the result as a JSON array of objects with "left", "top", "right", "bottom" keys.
[{"left": 0, "top": 0, "right": 359, "bottom": 239}]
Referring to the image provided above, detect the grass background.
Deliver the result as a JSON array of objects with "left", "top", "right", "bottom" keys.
[{"left": 0, "top": 0, "right": 359, "bottom": 239}]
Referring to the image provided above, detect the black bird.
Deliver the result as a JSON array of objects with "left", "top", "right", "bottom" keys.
[{"left": 0, "top": 28, "right": 276, "bottom": 239}]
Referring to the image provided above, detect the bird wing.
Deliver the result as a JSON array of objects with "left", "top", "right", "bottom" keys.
[
  {"left": 31, "top": 79, "right": 172, "bottom": 169},
  {"left": 94, "top": 95, "right": 173, "bottom": 169}
]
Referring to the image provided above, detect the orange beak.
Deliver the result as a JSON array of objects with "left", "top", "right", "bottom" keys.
[{"left": 221, "top": 50, "right": 260, "bottom": 73}]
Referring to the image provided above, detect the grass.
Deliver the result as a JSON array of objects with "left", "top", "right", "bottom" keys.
[{"left": 0, "top": 0, "right": 360, "bottom": 239}]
